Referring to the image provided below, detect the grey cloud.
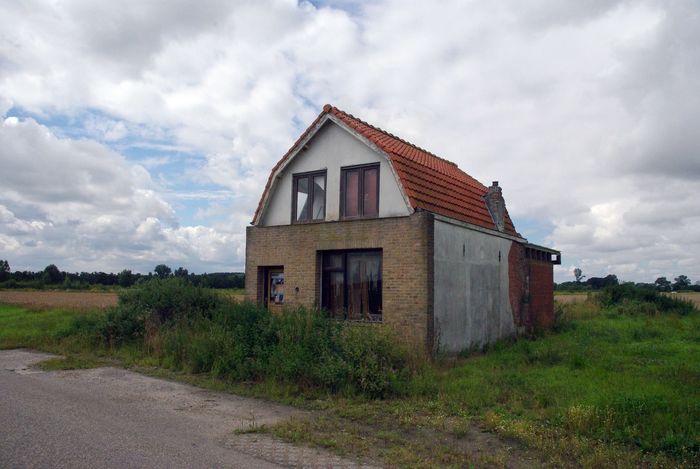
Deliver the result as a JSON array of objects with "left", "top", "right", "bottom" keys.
[
  {"left": 1, "top": 0, "right": 699, "bottom": 281},
  {"left": 0, "top": 118, "right": 244, "bottom": 272}
]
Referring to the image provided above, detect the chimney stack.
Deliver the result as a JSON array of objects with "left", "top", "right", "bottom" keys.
[{"left": 485, "top": 181, "right": 505, "bottom": 232}]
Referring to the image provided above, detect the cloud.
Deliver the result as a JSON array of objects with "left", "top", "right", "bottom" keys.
[
  {"left": 0, "top": 118, "right": 243, "bottom": 272},
  {"left": 0, "top": 0, "right": 698, "bottom": 282}
]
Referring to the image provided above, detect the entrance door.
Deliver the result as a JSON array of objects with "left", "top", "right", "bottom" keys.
[{"left": 265, "top": 267, "right": 285, "bottom": 313}]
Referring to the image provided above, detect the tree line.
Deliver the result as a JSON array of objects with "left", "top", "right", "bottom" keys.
[
  {"left": 555, "top": 268, "right": 699, "bottom": 292},
  {"left": 0, "top": 260, "right": 244, "bottom": 290}
]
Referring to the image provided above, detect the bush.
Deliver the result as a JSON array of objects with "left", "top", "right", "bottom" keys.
[
  {"left": 117, "top": 277, "right": 221, "bottom": 324},
  {"left": 86, "top": 279, "right": 423, "bottom": 398},
  {"left": 92, "top": 278, "right": 220, "bottom": 346},
  {"left": 599, "top": 284, "right": 696, "bottom": 316},
  {"left": 74, "top": 278, "right": 423, "bottom": 398},
  {"left": 159, "top": 306, "right": 419, "bottom": 398}
]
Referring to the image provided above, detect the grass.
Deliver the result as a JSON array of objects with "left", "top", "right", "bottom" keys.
[
  {"left": 0, "top": 304, "right": 95, "bottom": 350},
  {"left": 1, "top": 288, "right": 698, "bottom": 467}
]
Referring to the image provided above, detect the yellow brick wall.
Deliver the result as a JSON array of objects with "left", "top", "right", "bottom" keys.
[{"left": 245, "top": 212, "right": 433, "bottom": 348}]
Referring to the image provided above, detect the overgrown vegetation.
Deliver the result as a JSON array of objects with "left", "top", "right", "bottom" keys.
[
  {"left": 599, "top": 283, "right": 697, "bottom": 315},
  {"left": 60, "top": 278, "right": 422, "bottom": 398},
  {"left": 1, "top": 282, "right": 698, "bottom": 467}
]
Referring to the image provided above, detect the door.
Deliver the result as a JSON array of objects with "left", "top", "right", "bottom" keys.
[{"left": 265, "top": 267, "right": 285, "bottom": 314}]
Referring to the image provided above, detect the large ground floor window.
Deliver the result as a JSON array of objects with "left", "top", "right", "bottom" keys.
[{"left": 321, "top": 249, "right": 382, "bottom": 321}]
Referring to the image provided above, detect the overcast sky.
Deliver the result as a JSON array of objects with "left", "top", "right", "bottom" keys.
[{"left": 1, "top": 0, "right": 698, "bottom": 282}]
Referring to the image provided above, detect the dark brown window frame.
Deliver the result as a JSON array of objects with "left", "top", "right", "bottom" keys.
[
  {"left": 340, "top": 163, "right": 380, "bottom": 219},
  {"left": 320, "top": 248, "right": 383, "bottom": 322},
  {"left": 291, "top": 169, "right": 327, "bottom": 224}
]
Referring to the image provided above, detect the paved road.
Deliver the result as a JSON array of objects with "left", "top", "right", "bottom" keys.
[{"left": 0, "top": 350, "right": 372, "bottom": 469}]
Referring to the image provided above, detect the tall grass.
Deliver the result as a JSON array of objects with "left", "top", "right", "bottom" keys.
[{"left": 68, "top": 278, "right": 423, "bottom": 398}]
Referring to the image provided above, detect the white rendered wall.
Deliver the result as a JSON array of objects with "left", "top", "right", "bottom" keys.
[
  {"left": 260, "top": 121, "right": 411, "bottom": 226},
  {"left": 433, "top": 219, "right": 517, "bottom": 352}
]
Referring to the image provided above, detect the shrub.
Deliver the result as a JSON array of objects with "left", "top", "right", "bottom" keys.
[
  {"left": 76, "top": 278, "right": 423, "bottom": 398},
  {"left": 117, "top": 277, "right": 220, "bottom": 324},
  {"left": 599, "top": 284, "right": 696, "bottom": 316},
  {"left": 92, "top": 278, "right": 220, "bottom": 346}
]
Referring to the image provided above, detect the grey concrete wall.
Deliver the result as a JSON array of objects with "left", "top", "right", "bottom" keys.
[
  {"left": 433, "top": 219, "right": 517, "bottom": 353},
  {"left": 260, "top": 121, "right": 411, "bottom": 226}
]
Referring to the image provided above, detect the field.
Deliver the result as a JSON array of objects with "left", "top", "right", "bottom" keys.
[
  {"left": 556, "top": 291, "right": 700, "bottom": 307},
  {"left": 0, "top": 288, "right": 245, "bottom": 310},
  {"left": 2, "top": 286, "right": 698, "bottom": 467},
  {"left": 0, "top": 290, "right": 118, "bottom": 310}
]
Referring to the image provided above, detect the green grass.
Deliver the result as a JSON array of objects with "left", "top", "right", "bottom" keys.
[
  {"left": 0, "top": 304, "right": 94, "bottom": 349},
  {"left": 1, "top": 292, "right": 698, "bottom": 467},
  {"left": 262, "top": 308, "right": 699, "bottom": 467}
]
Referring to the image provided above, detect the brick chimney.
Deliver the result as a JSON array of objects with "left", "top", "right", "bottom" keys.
[{"left": 485, "top": 181, "right": 505, "bottom": 232}]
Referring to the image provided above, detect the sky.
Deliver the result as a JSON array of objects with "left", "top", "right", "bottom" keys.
[{"left": 0, "top": 0, "right": 698, "bottom": 283}]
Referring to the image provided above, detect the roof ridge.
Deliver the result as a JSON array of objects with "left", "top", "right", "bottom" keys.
[{"left": 324, "top": 104, "right": 459, "bottom": 169}]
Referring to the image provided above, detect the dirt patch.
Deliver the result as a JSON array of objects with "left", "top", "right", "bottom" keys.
[{"left": 0, "top": 290, "right": 118, "bottom": 310}]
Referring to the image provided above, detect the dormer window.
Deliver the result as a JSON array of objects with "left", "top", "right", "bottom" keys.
[
  {"left": 340, "top": 164, "right": 379, "bottom": 219},
  {"left": 292, "top": 170, "right": 326, "bottom": 223}
]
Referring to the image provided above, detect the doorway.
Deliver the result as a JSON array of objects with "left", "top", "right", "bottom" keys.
[{"left": 264, "top": 267, "right": 284, "bottom": 313}]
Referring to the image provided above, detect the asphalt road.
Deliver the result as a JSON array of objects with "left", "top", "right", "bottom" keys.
[{"left": 0, "top": 350, "right": 295, "bottom": 469}]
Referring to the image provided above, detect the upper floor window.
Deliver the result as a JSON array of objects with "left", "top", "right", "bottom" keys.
[
  {"left": 340, "top": 164, "right": 379, "bottom": 219},
  {"left": 292, "top": 170, "right": 326, "bottom": 223}
]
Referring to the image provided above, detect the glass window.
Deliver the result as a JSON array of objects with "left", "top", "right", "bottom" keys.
[
  {"left": 321, "top": 250, "right": 382, "bottom": 321},
  {"left": 292, "top": 171, "right": 326, "bottom": 223},
  {"left": 312, "top": 175, "right": 326, "bottom": 220},
  {"left": 363, "top": 167, "right": 378, "bottom": 217},
  {"left": 341, "top": 164, "right": 379, "bottom": 219}
]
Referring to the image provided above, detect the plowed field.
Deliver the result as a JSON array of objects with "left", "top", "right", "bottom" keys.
[
  {"left": 0, "top": 290, "right": 118, "bottom": 310},
  {"left": 555, "top": 291, "right": 700, "bottom": 307}
]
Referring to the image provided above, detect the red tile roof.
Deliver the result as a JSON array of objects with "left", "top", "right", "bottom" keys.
[{"left": 253, "top": 104, "right": 520, "bottom": 237}]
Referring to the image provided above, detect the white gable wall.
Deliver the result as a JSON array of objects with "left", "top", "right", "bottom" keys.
[{"left": 260, "top": 121, "right": 411, "bottom": 226}]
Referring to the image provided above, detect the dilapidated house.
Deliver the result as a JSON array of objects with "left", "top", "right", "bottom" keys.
[{"left": 246, "top": 104, "right": 560, "bottom": 353}]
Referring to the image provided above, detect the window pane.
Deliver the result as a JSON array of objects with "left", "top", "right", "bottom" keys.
[
  {"left": 365, "top": 253, "right": 382, "bottom": 318},
  {"left": 347, "top": 251, "right": 382, "bottom": 320},
  {"left": 347, "top": 254, "right": 364, "bottom": 320},
  {"left": 312, "top": 175, "right": 325, "bottom": 220},
  {"left": 296, "top": 176, "right": 309, "bottom": 221},
  {"left": 327, "top": 272, "right": 345, "bottom": 319},
  {"left": 323, "top": 253, "right": 343, "bottom": 270},
  {"left": 344, "top": 170, "right": 359, "bottom": 217},
  {"left": 363, "top": 167, "right": 378, "bottom": 217},
  {"left": 322, "top": 250, "right": 381, "bottom": 321}
]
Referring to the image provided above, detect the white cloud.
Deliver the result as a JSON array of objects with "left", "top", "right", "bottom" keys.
[
  {"left": 0, "top": 0, "right": 698, "bottom": 282},
  {"left": 0, "top": 118, "right": 243, "bottom": 272}
]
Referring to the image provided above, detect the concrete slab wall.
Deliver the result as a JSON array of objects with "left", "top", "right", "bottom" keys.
[
  {"left": 433, "top": 219, "right": 517, "bottom": 353},
  {"left": 261, "top": 121, "right": 410, "bottom": 226}
]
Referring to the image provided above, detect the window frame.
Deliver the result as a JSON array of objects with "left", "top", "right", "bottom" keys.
[
  {"left": 340, "top": 163, "right": 380, "bottom": 220},
  {"left": 291, "top": 169, "right": 327, "bottom": 224},
  {"left": 320, "top": 248, "right": 383, "bottom": 322}
]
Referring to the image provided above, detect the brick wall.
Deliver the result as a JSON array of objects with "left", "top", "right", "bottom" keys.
[
  {"left": 528, "top": 260, "right": 554, "bottom": 328},
  {"left": 245, "top": 212, "right": 432, "bottom": 348}
]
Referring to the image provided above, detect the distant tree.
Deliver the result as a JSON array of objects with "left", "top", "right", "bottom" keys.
[
  {"left": 174, "top": 267, "right": 189, "bottom": 278},
  {"left": 0, "top": 259, "right": 10, "bottom": 282},
  {"left": 118, "top": 269, "right": 135, "bottom": 287},
  {"left": 573, "top": 267, "right": 585, "bottom": 283},
  {"left": 43, "top": 264, "right": 63, "bottom": 284},
  {"left": 154, "top": 264, "right": 172, "bottom": 279},
  {"left": 672, "top": 275, "right": 691, "bottom": 291},
  {"left": 586, "top": 274, "right": 619, "bottom": 290},
  {"left": 654, "top": 277, "right": 672, "bottom": 292}
]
